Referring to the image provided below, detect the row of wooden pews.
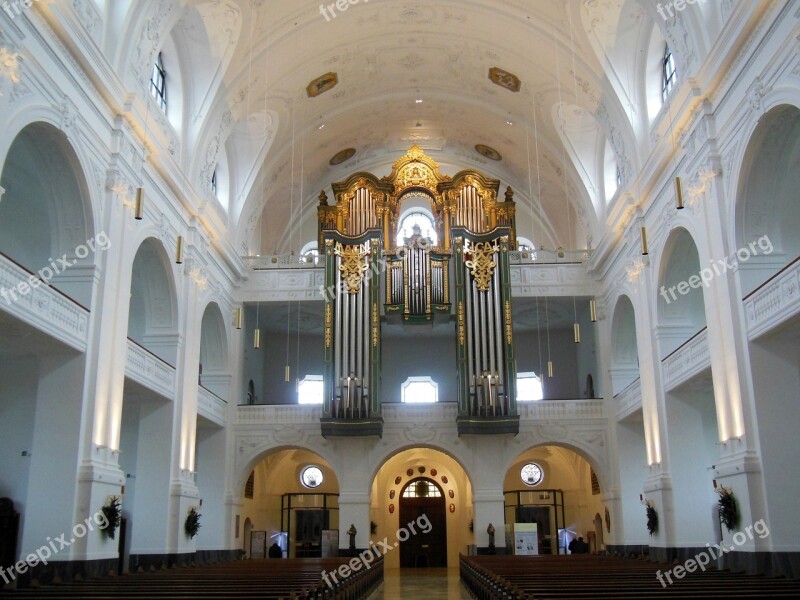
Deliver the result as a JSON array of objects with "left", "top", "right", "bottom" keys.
[
  {"left": 2, "top": 557, "right": 383, "bottom": 599},
  {"left": 461, "top": 554, "right": 800, "bottom": 599}
]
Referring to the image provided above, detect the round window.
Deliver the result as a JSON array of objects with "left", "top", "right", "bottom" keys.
[
  {"left": 520, "top": 463, "right": 543, "bottom": 487},
  {"left": 301, "top": 465, "right": 323, "bottom": 488}
]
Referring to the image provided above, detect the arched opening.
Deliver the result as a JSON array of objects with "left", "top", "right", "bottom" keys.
[
  {"left": 0, "top": 122, "right": 96, "bottom": 308},
  {"left": 371, "top": 448, "right": 472, "bottom": 569},
  {"left": 128, "top": 238, "right": 180, "bottom": 365},
  {"left": 735, "top": 104, "right": 800, "bottom": 296},
  {"left": 656, "top": 228, "right": 706, "bottom": 357},
  {"left": 610, "top": 295, "right": 640, "bottom": 395},
  {"left": 593, "top": 513, "right": 605, "bottom": 554},
  {"left": 195, "top": 304, "right": 229, "bottom": 554},
  {"left": 239, "top": 449, "right": 339, "bottom": 559},
  {"left": 118, "top": 238, "right": 179, "bottom": 571},
  {"left": 199, "top": 302, "right": 230, "bottom": 400},
  {"left": 505, "top": 446, "right": 604, "bottom": 555}
]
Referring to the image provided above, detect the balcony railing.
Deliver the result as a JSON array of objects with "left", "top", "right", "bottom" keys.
[
  {"left": 0, "top": 252, "right": 89, "bottom": 351},
  {"left": 125, "top": 338, "right": 176, "bottom": 400}
]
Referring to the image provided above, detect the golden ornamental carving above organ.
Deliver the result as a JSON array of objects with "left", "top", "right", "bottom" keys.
[
  {"left": 335, "top": 242, "right": 371, "bottom": 294},
  {"left": 464, "top": 240, "right": 499, "bottom": 292}
]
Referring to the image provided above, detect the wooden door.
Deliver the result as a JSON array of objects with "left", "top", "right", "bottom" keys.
[{"left": 399, "top": 479, "right": 447, "bottom": 568}]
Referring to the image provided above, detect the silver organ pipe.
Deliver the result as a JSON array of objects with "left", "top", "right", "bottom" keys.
[
  {"left": 492, "top": 255, "right": 505, "bottom": 415},
  {"left": 355, "top": 272, "right": 362, "bottom": 417},
  {"left": 348, "top": 188, "right": 379, "bottom": 236},
  {"left": 464, "top": 263, "right": 475, "bottom": 414},
  {"left": 334, "top": 258, "right": 343, "bottom": 415},
  {"left": 362, "top": 274, "right": 369, "bottom": 416},
  {"left": 456, "top": 186, "right": 485, "bottom": 234}
]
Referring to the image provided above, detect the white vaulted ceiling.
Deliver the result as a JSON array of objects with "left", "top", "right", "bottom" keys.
[{"left": 97, "top": 0, "right": 726, "bottom": 257}]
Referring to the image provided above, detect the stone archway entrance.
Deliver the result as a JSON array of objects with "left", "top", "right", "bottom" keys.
[{"left": 398, "top": 478, "right": 447, "bottom": 568}]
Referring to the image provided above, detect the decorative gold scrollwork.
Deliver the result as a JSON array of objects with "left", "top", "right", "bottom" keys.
[
  {"left": 335, "top": 242, "right": 370, "bottom": 294},
  {"left": 457, "top": 301, "right": 465, "bottom": 346},
  {"left": 325, "top": 303, "right": 333, "bottom": 348},
  {"left": 372, "top": 303, "right": 379, "bottom": 347},
  {"left": 505, "top": 300, "right": 513, "bottom": 345},
  {"left": 464, "top": 240, "right": 498, "bottom": 292}
]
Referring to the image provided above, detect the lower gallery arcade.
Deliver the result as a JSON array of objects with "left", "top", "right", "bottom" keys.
[{"left": 2, "top": 1, "right": 800, "bottom": 598}]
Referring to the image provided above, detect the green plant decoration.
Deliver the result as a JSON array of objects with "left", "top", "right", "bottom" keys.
[
  {"left": 101, "top": 496, "right": 122, "bottom": 540},
  {"left": 645, "top": 502, "right": 658, "bottom": 536},
  {"left": 717, "top": 487, "right": 739, "bottom": 532},
  {"left": 185, "top": 506, "right": 201, "bottom": 539}
]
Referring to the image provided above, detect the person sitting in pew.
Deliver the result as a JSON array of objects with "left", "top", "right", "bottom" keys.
[{"left": 268, "top": 542, "right": 283, "bottom": 558}]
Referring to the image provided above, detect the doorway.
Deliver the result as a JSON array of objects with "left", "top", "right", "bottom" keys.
[{"left": 398, "top": 478, "right": 447, "bottom": 568}]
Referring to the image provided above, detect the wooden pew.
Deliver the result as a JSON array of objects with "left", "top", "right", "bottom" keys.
[
  {"left": 461, "top": 554, "right": 800, "bottom": 599},
  {"left": 1, "top": 556, "right": 383, "bottom": 600}
]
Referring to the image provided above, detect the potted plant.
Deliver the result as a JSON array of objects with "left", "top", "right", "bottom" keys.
[
  {"left": 644, "top": 501, "right": 658, "bottom": 536},
  {"left": 185, "top": 506, "right": 201, "bottom": 539},
  {"left": 717, "top": 486, "right": 739, "bottom": 532},
  {"left": 100, "top": 496, "right": 121, "bottom": 539}
]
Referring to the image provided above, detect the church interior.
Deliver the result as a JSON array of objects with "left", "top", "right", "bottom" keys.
[{"left": 1, "top": 0, "right": 800, "bottom": 598}]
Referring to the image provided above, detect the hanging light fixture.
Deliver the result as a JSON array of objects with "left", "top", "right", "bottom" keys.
[
  {"left": 641, "top": 226, "right": 649, "bottom": 256},
  {"left": 234, "top": 307, "right": 243, "bottom": 330},
  {"left": 547, "top": 360, "right": 554, "bottom": 379},
  {"left": 675, "top": 176, "right": 684, "bottom": 210},
  {"left": 574, "top": 323, "right": 581, "bottom": 344},
  {"left": 134, "top": 188, "right": 144, "bottom": 220},
  {"left": 589, "top": 299, "right": 597, "bottom": 323},
  {"left": 175, "top": 235, "right": 184, "bottom": 264},
  {"left": 253, "top": 304, "right": 261, "bottom": 350}
]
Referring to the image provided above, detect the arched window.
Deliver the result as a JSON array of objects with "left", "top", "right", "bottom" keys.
[
  {"left": 299, "top": 241, "right": 320, "bottom": 264},
  {"left": 401, "top": 376, "right": 438, "bottom": 403},
  {"left": 517, "top": 372, "right": 544, "bottom": 402},
  {"left": 150, "top": 52, "right": 167, "bottom": 113},
  {"left": 396, "top": 211, "right": 437, "bottom": 246},
  {"left": 402, "top": 479, "right": 442, "bottom": 498},
  {"left": 662, "top": 44, "right": 677, "bottom": 102},
  {"left": 517, "top": 236, "right": 535, "bottom": 252}
]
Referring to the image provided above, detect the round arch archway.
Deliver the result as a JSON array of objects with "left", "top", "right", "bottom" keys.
[
  {"left": 0, "top": 122, "right": 97, "bottom": 307},
  {"left": 371, "top": 447, "right": 473, "bottom": 569}
]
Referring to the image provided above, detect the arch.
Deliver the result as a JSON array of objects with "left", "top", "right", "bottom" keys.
[
  {"left": 656, "top": 227, "right": 706, "bottom": 357},
  {"left": 610, "top": 294, "right": 640, "bottom": 395},
  {"left": 199, "top": 302, "right": 229, "bottom": 373},
  {"left": 199, "top": 302, "right": 230, "bottom": 399},
  {"left": 128, "top": 237, "right": 180, "bottom": 365},
  {"left": 368, "top": 444, "right": 474, "bottom": 491},
  {"left": 734, "top": 104, "right": 800, "bottom": 296},
  {"left": 504, "top": 441, "right": 609, "bottom": 495},
  {"left": 0, "top": 122, "right": 97, "bottom": 308},
  {"left": 236, "top": 444, "right": 339, "bottom": 496}
]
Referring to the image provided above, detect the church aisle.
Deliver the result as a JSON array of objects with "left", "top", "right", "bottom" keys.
[{"left": 379, "top": 568, "right": 471, "bottom": 599}]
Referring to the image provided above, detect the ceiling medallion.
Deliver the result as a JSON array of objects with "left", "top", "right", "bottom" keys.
[
  {"left": 475, "top": 144, "right": 502, "bottom": 161},
  {"left": 306, "top": 72, "right": 338, "bottom": 98},
  {"left": 329, "top": 148, "right": 356, "bottom": 166},
  {"left": 488, "top": 67, "right": 521, "bottom": 93}
]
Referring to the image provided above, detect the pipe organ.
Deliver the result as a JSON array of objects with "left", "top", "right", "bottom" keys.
[
  {"left": 318, "top": 146, "right": 519, "bottom": 437},
  {"left": 452, "top": 233, "right": 518, "bottom": 434}
]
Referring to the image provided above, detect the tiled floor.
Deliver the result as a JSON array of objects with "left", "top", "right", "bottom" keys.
[{"left": 379, "top": 568, "right": 472, "bottom": 599}]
